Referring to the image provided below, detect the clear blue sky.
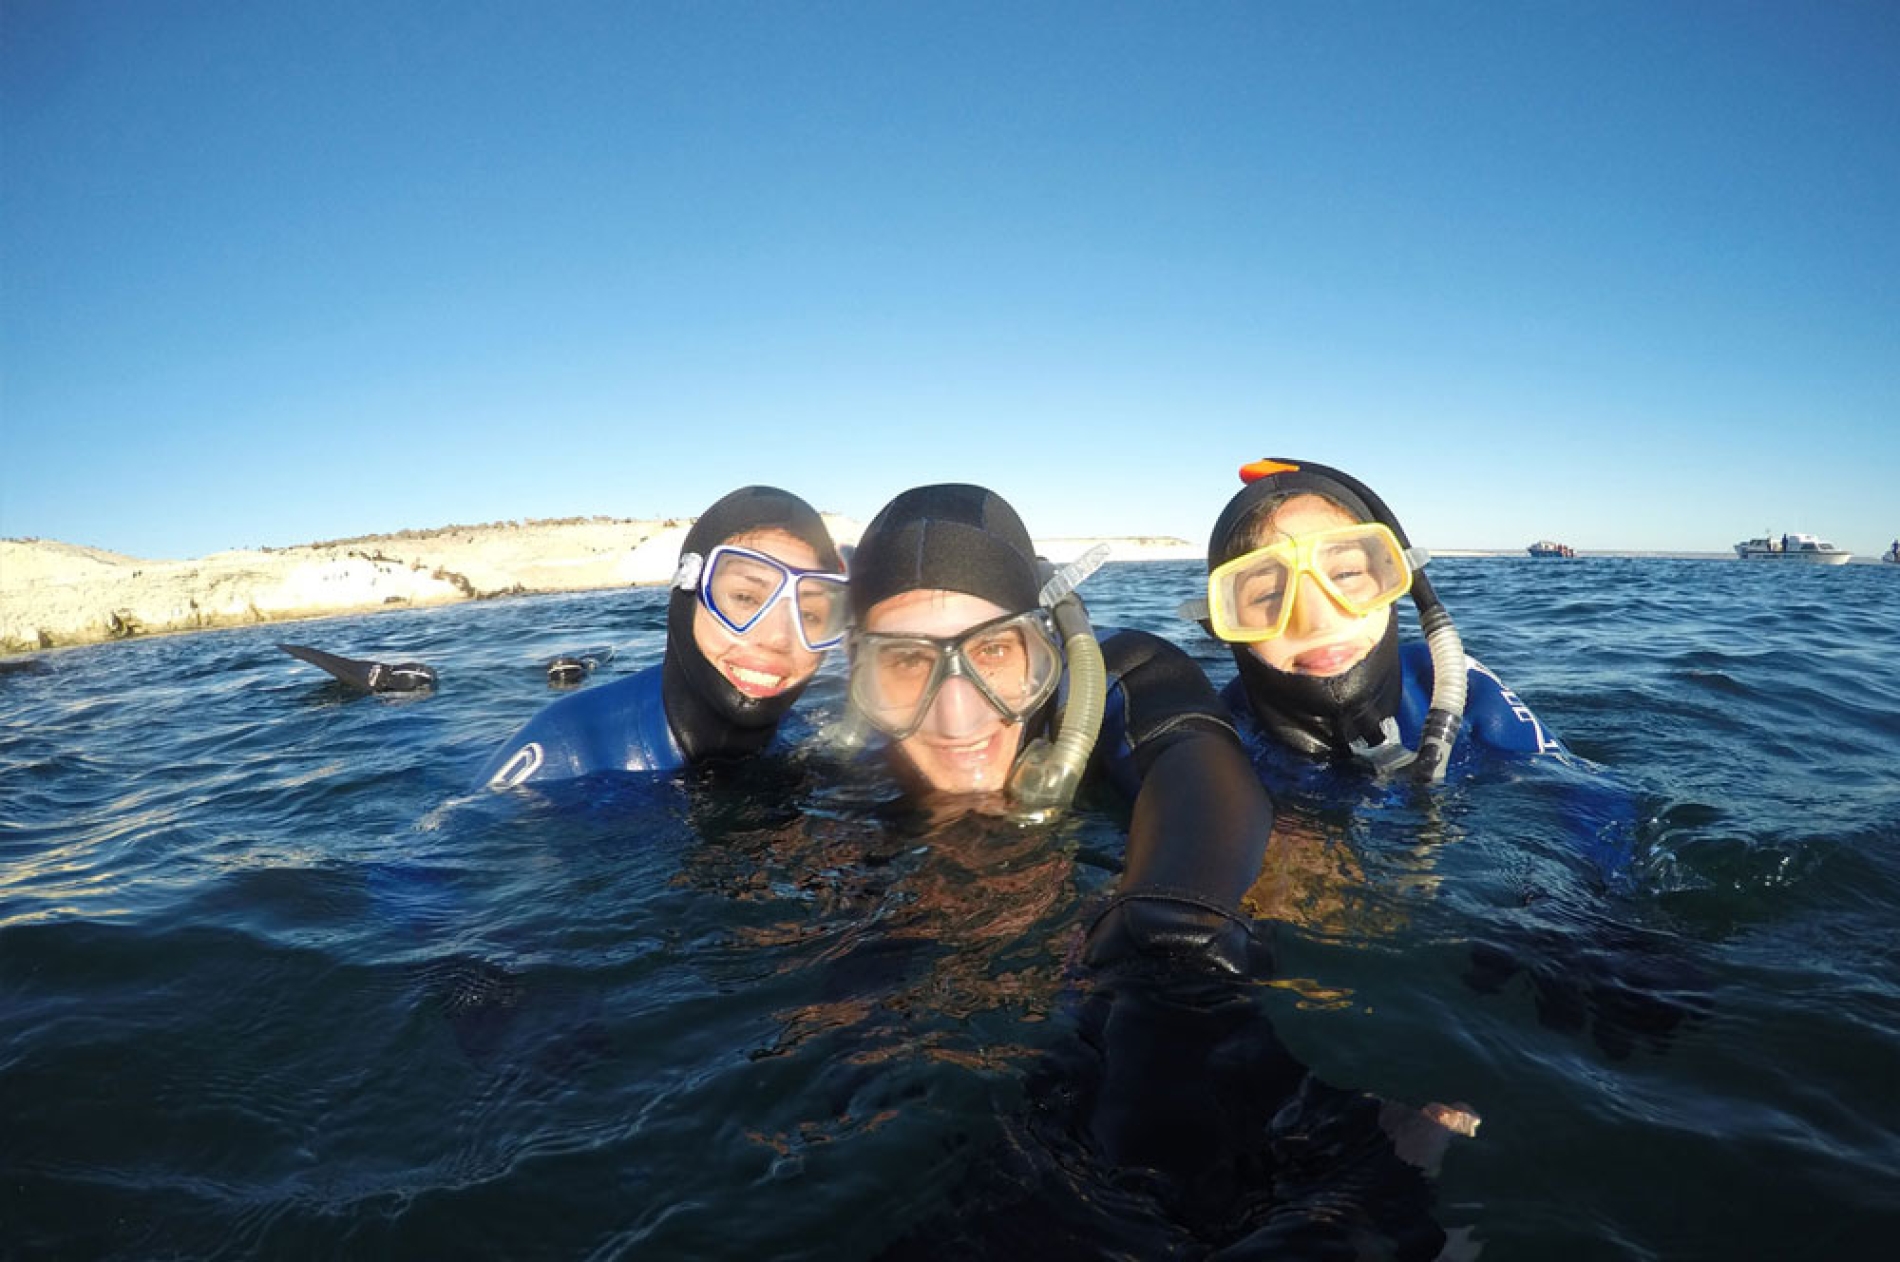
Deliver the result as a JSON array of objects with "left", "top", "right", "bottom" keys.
[{"left": 5, "top": 1, "right": 1896, "bottom": 559}]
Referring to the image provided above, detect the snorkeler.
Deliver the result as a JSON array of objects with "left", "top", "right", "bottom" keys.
[
  {"left": 1192, "top": 460, "right": 1709, "bottom": 1058},
  {"left": 843, "top": 484, "right": 1481, "bottom": 1255},
  {"left": 475, "top": 486, "right": 847, "bottom": 787},
  {"left": 844, "top": 483, "right": 1273, "bottom": 973},
  {"left": 1187, "top": 458, "right": 1566, "bottom": 781}
]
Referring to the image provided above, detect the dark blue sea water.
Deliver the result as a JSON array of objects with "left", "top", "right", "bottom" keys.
[{"left": 4, "top": 559, "right": 1898, "bottom": 1260}]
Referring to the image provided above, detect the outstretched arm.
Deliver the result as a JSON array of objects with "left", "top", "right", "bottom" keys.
[{"left": 1080, "top": 629, "right": 1275, "bottom": 975}]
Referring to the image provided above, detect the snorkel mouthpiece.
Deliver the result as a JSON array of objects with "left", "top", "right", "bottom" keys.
[{"left": 1009, "top": 544, "right": 1111, "bottom": 822}]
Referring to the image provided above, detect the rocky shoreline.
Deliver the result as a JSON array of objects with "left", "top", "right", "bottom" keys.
[{"left": 2, "top": 518, "right": 1199, "bottom": 655}]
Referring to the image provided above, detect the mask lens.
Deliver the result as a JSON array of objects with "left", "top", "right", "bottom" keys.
[
  {"left": 1213, "top": 548, "right": 1297, "bottom": 639},
  {"left": 854, "top": 638, "right": 947, "bottom": 732},
  {"left": 703, "top": 546, "right": 849, "bottom": 651},
  {"left": 791, "top": 573, "right": 850, "bottom": 649},
  {"left": 850, "top": 611, "right": 1061, "bottom": 738},
  {"left": 1207, "top": 524, "right": 1410, "bottom": 642},
  {"left": 704, "top": 549, "right": 790, "bottom": 634},
  {"left": 963, "top": 617, "right": 1061, "bottom": 716},
  {"left": 1312, "top": 526, "right": 1409, "bottom": 613}
]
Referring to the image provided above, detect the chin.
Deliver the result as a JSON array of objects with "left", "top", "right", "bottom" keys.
[{"left": 897, "top": 732, "right": 1022, "bottom": 798}]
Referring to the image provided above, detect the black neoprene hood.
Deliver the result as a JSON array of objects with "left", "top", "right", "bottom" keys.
[
  {"left": 662, "top": 485, "right": 842, "bottom": 758},
  {"left": 1207, "top": 458, "right": 1410, "bottom": 758},
  {"left": 1207, "top": 459, "right": 1393, "bottom": 566},
  {"left": 848, "top": 484, "right": 1042, "bottom": 619}
]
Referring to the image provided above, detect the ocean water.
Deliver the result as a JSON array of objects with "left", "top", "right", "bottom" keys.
[{"left": 4, "top": 558, "right": 1898, "bottom": 1260}]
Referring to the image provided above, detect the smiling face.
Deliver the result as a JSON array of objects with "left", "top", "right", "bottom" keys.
[
  {"left": 861, "top": 589, "right": 1032, "bottom": 798},
  {"left": 690, "top": 528, "right": 827, "bottom": 700},
  {"left": 1243, "top": 494, "right": 1394, "bottom": 678}
]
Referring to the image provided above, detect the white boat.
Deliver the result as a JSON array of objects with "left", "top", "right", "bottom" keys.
[
  {"left": 1883, "top": 540, "right": 1899, "bottom": 565},
  {"left": 1734, "top": 532, "right": 1853, "bottom": 565}
]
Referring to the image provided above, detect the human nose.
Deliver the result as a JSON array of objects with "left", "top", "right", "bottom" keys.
[
  {"left": 752, "top": 595, "right": 798, "bottom": 648},
  {"left": 924, "top": 672, "right": 994, "bottom": 737},
  {"left": 1285, "top": 572, "right": 1349, "bottom": 636}
]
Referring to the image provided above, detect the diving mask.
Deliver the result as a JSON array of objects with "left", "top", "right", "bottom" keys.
[
  {"left": 674, "top": 545, "right": 850, "bottom": 652},
  {"left": 1193, "top": 523, "right": 1415, "bottom": 643},
  {"left": 848, "top": 609, "right": 1063, "bottom": 740}
]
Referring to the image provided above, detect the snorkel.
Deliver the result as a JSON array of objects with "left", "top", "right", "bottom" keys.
[
  {"left": 1008, "top": 544, "right": 1111, "bottom": 821},
  {"left": 1403, "top": 563, "right": 1467, "bottom": 783},
  {"left": 1214, "top": 459, "right": 1468, "bottom": 783}
]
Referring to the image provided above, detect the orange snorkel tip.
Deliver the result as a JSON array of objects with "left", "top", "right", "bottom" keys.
[{"left": 1238, "top": 458, "right": 1301, "bottom": 485}]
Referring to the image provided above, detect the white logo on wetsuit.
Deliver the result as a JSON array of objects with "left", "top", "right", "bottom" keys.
[
  {"left": 491, "top": 742, "right": 546, "bottom": 787},
  {"left": 1469, "top": 659, "right": 1562, "bottom": 754}
]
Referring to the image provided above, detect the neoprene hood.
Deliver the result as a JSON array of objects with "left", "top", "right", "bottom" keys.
[
  {"left": 1208, "top": 459, "right": 1409, "bottom": 758},
  {"left": 663, "top": 485, "right": 842, "bottom": 760},
  {"left": 848, "top": 483, "right": 1042, "bottom": 619}
]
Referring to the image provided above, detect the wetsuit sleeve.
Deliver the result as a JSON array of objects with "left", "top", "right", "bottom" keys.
[{"left": 1082, "top": 629, "right": 1274, "bottom": 977}]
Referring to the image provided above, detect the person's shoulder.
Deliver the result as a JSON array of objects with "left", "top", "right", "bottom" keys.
[
  {"left": 1461, "top": 655, "right": 1567, "bottom": 755},
  {"left": 1096, "top": 624, "right": 1198, "bottom": 669},
  {"left": 477, "top": 662, "right": 672, "bottom": 787}
]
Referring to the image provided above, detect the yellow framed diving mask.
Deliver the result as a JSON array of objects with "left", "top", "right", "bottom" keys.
[{"left": 1200, "top": 522, "right": 1414, "bottom": 643}]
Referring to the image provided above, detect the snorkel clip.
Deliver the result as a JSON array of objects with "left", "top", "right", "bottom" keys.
[{"left": 1348, "top": 717, "right": 1419, "bottom": 776}]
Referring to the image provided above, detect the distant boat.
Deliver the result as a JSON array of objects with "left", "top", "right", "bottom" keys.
[
  {"left": 1527, "top": 540, "right": 1576, "bottom": 558},
  {"left": 1734, "top": 532, "right": 1852, "bottom": 565},
  {"left": 1884, "top": 540, "right": 1900, "bottom": 565}
]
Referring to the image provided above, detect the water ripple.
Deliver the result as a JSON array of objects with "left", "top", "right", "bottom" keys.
[{"left": 4, "top": 561, "right": 1899, "bottom": 1257}]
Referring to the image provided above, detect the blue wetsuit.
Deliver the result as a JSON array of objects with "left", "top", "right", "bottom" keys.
[
  {"left": 1392, "top": 641, "right": 1566, "bottom": 759},
  {"left": 1226, "top": 642, "right": 1637, "bottom": 879},
  {"left": 1223, "top": 641, "right": 1563, "bottom": 773},
  {"left": 476, "top": 665, "right": 685, "bottom": 786}
]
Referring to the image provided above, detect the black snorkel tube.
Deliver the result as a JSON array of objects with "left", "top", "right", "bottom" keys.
[{"left": 1401, "top": 569, "right": 1467, "bottom": 783}]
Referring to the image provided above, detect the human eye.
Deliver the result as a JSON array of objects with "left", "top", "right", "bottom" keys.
[
  {"left": 798, "top": 590, "right": 841, "bottom": 627},
  {"left": 1236, "top": 575, "right": 1285, "bottom": 624},
  {"left": 967, "top": 629, "right": 1028, "bottom": 677},
  {"left": 721, "top": 585, "right": 765, "bottom": 614},
  {"left": 1321, "top": 545, "right": 1378, "bottom": 597},
  {"left": 881, "top": 645, "right": 937, "bottom": 678}
]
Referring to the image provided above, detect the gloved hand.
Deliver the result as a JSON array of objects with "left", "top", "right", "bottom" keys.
[{"left": 1082, "top": 888, "right": 1271, "bottom": 979}]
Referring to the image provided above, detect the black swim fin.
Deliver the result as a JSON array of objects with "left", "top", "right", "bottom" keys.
[{"left": 278, "top": 643, "right": 438, "bottom": 693}]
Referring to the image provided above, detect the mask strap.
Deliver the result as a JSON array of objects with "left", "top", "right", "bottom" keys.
[{"left": 672, "top": 552, "right": 705, "bottom": 592}]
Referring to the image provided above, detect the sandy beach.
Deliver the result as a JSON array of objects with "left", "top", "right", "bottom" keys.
[{"left": 1, "top": 519, "right": 1199, "bottom": 656}]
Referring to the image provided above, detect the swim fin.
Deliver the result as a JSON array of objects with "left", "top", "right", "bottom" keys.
[{"left": 278, "top": 643, "right": 438, "bottom": 693}]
